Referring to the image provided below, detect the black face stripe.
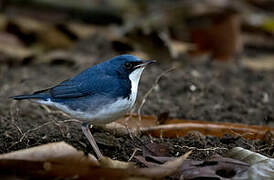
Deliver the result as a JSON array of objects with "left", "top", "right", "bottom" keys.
[
  {"left": 131, "top": 61, "right": 143, "bottom": 70},
  {"left": 123, "top": 61, "right": 143, "bottom": 71}
]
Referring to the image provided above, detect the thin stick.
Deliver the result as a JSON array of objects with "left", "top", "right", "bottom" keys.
[
  {"left": 128, "top": 148, "right": 141, "bottom": 162},
  {"left": 176, "top": 145, "right": 228, "bottom": 152},
  {"left": 19, "top": 121, "right": 53, "bottom": 142},
  {"left": 137, "top": 67, "right": 176, "bottom": 122}
]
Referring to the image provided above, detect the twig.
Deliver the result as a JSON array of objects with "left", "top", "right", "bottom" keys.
[
  {"left": 18, "top": 118, "right": 81, "bottom": 142},
  {"left": 176, "top": 145, "right": 228, "bottom": 152},
  {"left": 256, "top": 147, "right": 272, "bottom": 152},
  {"left": 19, "top": 121, "right": 53, "bottom": 142},
  {"left": 12, "top": 123, "right": 24, "bottom": 136},
  {"left": 62, "top": 119, "right": 82, "bottom": 123},
  {"left": 137, "top": 67, "right": 176, "bottom": 122},
  {"left": 128, "top": 148, "right": 141, "bottom": 162}
]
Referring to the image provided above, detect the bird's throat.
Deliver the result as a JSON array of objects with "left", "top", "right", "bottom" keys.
[{"left": 128, "top": 67, "right": 145, "bottom": 106}]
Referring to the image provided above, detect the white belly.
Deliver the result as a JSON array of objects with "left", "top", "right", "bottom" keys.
[{"left": 36, "top": 97, "right": 134, "bottom": 124}]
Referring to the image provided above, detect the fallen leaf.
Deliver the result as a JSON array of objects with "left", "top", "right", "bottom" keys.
[
  {"left": 0, "top": 141, "right": 98, "bottom": 166},
  {"left": 180, "top": 155, "right": 249, "bottom": 180},
  {"left": 226, "top": 147, "right": 273, "bottom": 165},
  {"left": 99, "top": 156, "right": 135, "bottom": 169},
  {"left": 0, "top": 141, "right": 189, "bottom": 179},
  {"left": 105, "top": 114, "right": 274, "bottom": 140},
  {"left": 141, "top": 118, "right": 274, "bottom": 140},
  {"left": 142, "top": 143, "right": 170, "bottom": 157},
  {"left": 136, "top": 152, "right": 250, "bottom": 179},
  {"left": 8, "top": 17, "right": 73, "bottom": 49},
  {"left": 0, "top": 32, "right": 33, "bottom": 62},
  {"left": 0, "top": 159, "right": 143, "bottom": 180},
  {"left": 132, "top": 151, "right": 191, "bottom": 178},
  {"left": 67, "top": 23, "right": 97, "bottom": 38},
  {"left": 242, "top": 56, "right": 274, "bottom": 71},
  {"left": 226, "top": 147, "right": 274, "bottom": 179}
]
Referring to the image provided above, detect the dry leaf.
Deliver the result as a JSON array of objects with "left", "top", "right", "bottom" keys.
[
  {"left": 142, "top": 143, "right": 170, "bottom": 157},
  {"left": 242, "top": 56, "right": 274, "bottom": 71},
  {"left": 0, "top": 32, "right": 33, "bottom": 62},
  {"left": 0, "top": 141, "right": 98, "bottom": 166},
  {"left": 132, "top": 151, "right": 191, "bottom": 178},
  {"left": 226, "top": 147, "right": 274, "bottom": 180},
  {"left": 141, "top": 118, "right": 274, "bottom": 140},
  {"left": 100, "top": 156, "right": 135, "bottom": 169},
  {"left": 104, "top": 114, "right": 274, "bottom": 140},
  {"left": 67, "top": 23, "right": 98, "bottom": 38},
  {"left": 0, "top": 142, "right": 189, "bottom": 179},
  {"left": 136, "top": 152, "right": 249, "bottom": 179},
  {"left": 180, "top": 155, "right": 249, "bottom": 180},
  {"left": 9, "top": 17, "right": 73, "bottom": 49},
  {"left": 226, "top": 147, "right": 273, "bottom": 165}
]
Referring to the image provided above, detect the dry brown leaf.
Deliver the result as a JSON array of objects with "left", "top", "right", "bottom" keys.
[
  {"left": 136, "top": 154, "right": 250, "bottom": 179},
  {"left": 168, "top": 40, "right": 194, "bottom": 58},
  {"left": 0, "top": 141, "right": 98, "bottom": 166},
  {"left": 181, "top": 155, "right": 249, "bottom": 179},
  {"left": 10, "top": 17, "right": 73, "bottom": 49},
  {"left": 0, "top": 141, "right": 189, "bottom": 179},
  {"left": 142, "top": 119, "right": 274, "bottom": 140},
  {"left": 67, "top": 23, "right": 98, "bottom": 38},
  {"left": 242, "top": 56, "right": 274, "bottom": 71},
  {"left": 0, "top": 159, "right": 146, "bottom": 180},
  {"left": 100, "top": 156, "right": 135, "bottom": 169},
  {"left": 132, "top": 151, "right": 191, "bottom": 178},
  {"left": 226, "top": 147, "right": 274, "bottom": 179},
  {"left": 143, "top": 143, "right": 170, "bottom": 157},
  {"left": 110, "top": 114, "right": 274, "bottom": 140},
  {"left": 0, "top": 32, "right": 33, "bottom": 61},
  {"left": 226, "top": 147, "right": 273, "bottom": 165}
]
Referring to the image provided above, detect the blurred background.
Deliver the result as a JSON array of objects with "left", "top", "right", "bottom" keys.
[{"left": 0, "top": 0, "right": 273, "bottom": 157}]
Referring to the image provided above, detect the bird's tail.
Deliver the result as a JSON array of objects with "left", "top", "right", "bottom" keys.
[
  {"left": 11, "top": 94, "right": 43, "bottom": 100},
  {"left": 11, "top": 89, "right": 50, "bottom": 100}
]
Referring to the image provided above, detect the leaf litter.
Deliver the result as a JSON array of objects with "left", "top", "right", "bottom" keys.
[{"left": 0, "top": 142, "right": 190, "bottom": 179}]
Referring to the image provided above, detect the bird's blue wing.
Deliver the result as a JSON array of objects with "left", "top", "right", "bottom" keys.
[
  {"left": 49, "top": 79, "right": 85, "bottom": 98},
  {"left": 49, "top": 74, "right": 116, "bottom": 98}
]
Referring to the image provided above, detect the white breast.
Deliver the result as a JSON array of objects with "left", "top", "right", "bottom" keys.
[{"left": 128, "top": 67, "right": 145, "bottom": 108}]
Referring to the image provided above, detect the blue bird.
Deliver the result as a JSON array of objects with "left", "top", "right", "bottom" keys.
[{"left": 11, "top": 54, "right": 155, "bottom": 159}]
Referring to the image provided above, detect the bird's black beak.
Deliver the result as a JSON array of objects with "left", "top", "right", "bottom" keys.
[{"left": 135, "top": 60, "right": 156, "bottom": 69}]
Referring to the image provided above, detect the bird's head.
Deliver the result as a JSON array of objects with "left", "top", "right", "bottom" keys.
[{"left": 105, "top": 55, "right": 156, "bottom": 81}]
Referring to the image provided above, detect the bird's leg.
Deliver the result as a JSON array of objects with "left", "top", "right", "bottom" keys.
[{"left": 81, "top": 122, "right": 103, "bottom": 160}]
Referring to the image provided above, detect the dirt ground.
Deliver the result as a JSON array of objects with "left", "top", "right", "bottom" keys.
[{"left": 0, "top": 42, "right": 273, "bottom": 162}]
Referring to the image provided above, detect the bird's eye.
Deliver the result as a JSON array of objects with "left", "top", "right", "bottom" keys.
[{"left": 124, "top": 62, "right": 133, "bottom": 69}]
